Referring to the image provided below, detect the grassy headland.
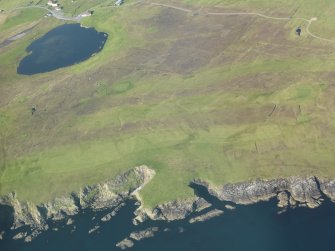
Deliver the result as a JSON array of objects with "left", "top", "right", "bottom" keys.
[{"left": 1, "top": 0, "right": 335, "bottom": 207}]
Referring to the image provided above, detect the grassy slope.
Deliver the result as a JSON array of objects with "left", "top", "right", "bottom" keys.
[{"left": 1, "top": 0, "right": 335, "bottom": 207}]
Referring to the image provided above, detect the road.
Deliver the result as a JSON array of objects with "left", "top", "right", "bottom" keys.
[{"left": 6, "top": 5, "right": 82, "bottom": 22}]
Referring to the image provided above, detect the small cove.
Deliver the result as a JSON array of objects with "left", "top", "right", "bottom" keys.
[{"left": 17, "top": 23, "right": 108, "bottom": 75}]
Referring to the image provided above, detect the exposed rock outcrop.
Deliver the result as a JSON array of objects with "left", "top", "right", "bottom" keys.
[
  {"left": 0, "top": 231, "right": 5, "bottom": 240},
  {"left": 192, "top": 176, "right": 324, "bottom": 208},
  {"left": 3, "top": 166, "right": 335, "bottom": 245},
  {"left": 225, "top": 204, "right": 236, "bottom": 210},
  {"left": 143, "top": 197, "right": 211, "bottom": 222},
  {"left": 0, "top": 165, "right": 156, "bottom": 242},
  {"left": 116, "top": 238, "right": 134, "bottom": 250},
  {"left": 189, "top": 209, "right": 224, "bottom": 224},
  {"left": 12, "top": 231, "right": 27, "bottom": 240},
  {"left": 39, "top": 196, "right": 79, "bottom": 221},
  {"left": 277, "top": 191, "right": 289, "bottom": 208},
  {"left": 0, "top": 193, "right": 48, "bottom": 233},
  {"left": 289, "top": 177, "right": 322, "bottom": 208},
  {"left": 319, "top": 179, "right": 335, "bottom": 202},
  {"left": 78, "top": 165, "right": 156, "bottom": 211},
  {"left": 66, "top": 218, "right": 74, "bottom": 225},
  {"left": 116, "top": 227, "right": 159, "bottom": 249},
  {"left": 129, "top": 227, "right": 159, "bottom": 241},
  {"left": 77, "top": 184, "right": 122, "bottom": 211},
  {"left": 101, "top": 202, "right": 125, "bottom": 222},
  {"left": 88, "top": 225, "right": 100, "bottom": 234},
  {"left": 289, "top": 196, "right": 297, "bottom": 207},
  {"left": 131, "top": 175, "right": 335, "bottom": 230}
]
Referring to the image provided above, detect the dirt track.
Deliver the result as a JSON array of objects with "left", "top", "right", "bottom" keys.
[
  {"left": 5, "top": 1, "right": 335, "bottom": 43},
  {"left": 149, "top": 2, "right": 335, "bottom": 44}
]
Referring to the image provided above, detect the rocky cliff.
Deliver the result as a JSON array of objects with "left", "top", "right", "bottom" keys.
[
  {"left": 2, "top": 168, "right": 335, "bottom": 244},
  {"left": 0, "top": 165, "right": 155, "bottom": 242},
  {"left": 136, "top": 197, "right": 211, "bottom": 222},
  {"left": 132, "top": 176, "right": 335, "bottom": 227},
  {"left": 192, "top": 176, "right": 329, "bottom": 209}
]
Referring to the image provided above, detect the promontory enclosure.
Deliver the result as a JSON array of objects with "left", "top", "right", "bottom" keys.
[{"left": 1, "top": 0, "right": 335, "bottom": 250}]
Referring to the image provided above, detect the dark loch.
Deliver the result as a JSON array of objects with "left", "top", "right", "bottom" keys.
[{"left": 17, "top": 23, "right": 108, "bottom": 75}]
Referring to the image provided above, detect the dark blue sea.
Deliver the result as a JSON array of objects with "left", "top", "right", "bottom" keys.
[{"left": 1, "top": 185, "right": 335, "bottom": 251}]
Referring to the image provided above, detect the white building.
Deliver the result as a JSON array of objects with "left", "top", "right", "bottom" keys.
[{"left": 47, "top": 1, "right": 59, "bottom": 7}]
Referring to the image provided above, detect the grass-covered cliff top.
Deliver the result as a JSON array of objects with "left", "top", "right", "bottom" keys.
[{"left": 1, "top": 0, "right": 335, "bottom": 207}]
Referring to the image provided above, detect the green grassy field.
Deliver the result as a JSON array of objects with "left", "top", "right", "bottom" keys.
[{"left": 2, "top": 0, "right": 335, "bottom": 207}]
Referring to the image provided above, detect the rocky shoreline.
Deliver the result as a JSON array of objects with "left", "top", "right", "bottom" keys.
[
  {"left": 134, "top": 176, "right": 335, "bottom": 224},
  {"left": 1, "top": 166, "right": 335, "bottom": 246},
  {"left": 192, "top": 176, "right": 335, "bottom": 208},
  {"left": 0, "top": 165, "right": 155, "bottom": 242}
]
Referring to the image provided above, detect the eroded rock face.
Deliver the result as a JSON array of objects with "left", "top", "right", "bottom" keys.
[
  {"left": 189, "top": 209, "right": 224, "bottom": 224},
  {"left": 77, "top": 185, "right": 122, "bottom": 211},
  {"left": 88, "top": 225, "right": 100, "bottom": 235},
  {"left": 0, "top": 193, "right": 47, "bottom": 231},
  {"left": 225, "top": 204, "right": 236, "bottom": 210},
  {"left": 194, "top": 197, "right": 212, "bottom": 212},
  {"left": 12, "top": 231, "right": 27, "bottom": 240},
  {"left": 193, "top": 179, "right": 289, "bottom": 205},
  {"left": 0, "top": 197, "right": 49, "bottom": 243},
  {"left": 192, "top": 176, "right": 324, "bottom": 208},
  {"left": 277, "top": 191, "right": 289, "bottom": 208},
  {"left": 3, "top": 168, "right": 335, "bottom": 244},
  {"left": 0, "top": 165, "right": 156, "bottom": 242},
  {"left": 289, "top": 196, "right": 297, "bottom": 207},
  {"left": 133, "top": 208, "right": 149, "bottom": 225},
  {"left": 129, "top": 227, "right": 159, "bottom": 241},
  {"left": 39, "top": 196, "right": 79, "bottom": 221},
  {"left": 320, "top": 179, "right": 335, "bottom": 202},
  {"left": 78, "top": 165, "right": 155, "bottom": 211},
  {"left": 289, "top": 177, "right": 322, "bottom": 208},
  {"left": 116, "top": 238, "right": 134, "bottom": 250},
  {"left": 101, "top": 202, "right": 125, "bottom": 222},
  {"left": 116, "top": 227, "right": 159, "bottom": 249},
  {"left": 110, "top": 165, "right": 156, "bottom": 194},
  {"left": 144, "top": 197, "right": 211, "bottom": 221}
]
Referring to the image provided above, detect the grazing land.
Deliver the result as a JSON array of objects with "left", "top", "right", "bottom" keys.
[{"left": 1, "top": 0, "right": 335, "bottom": 208}]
